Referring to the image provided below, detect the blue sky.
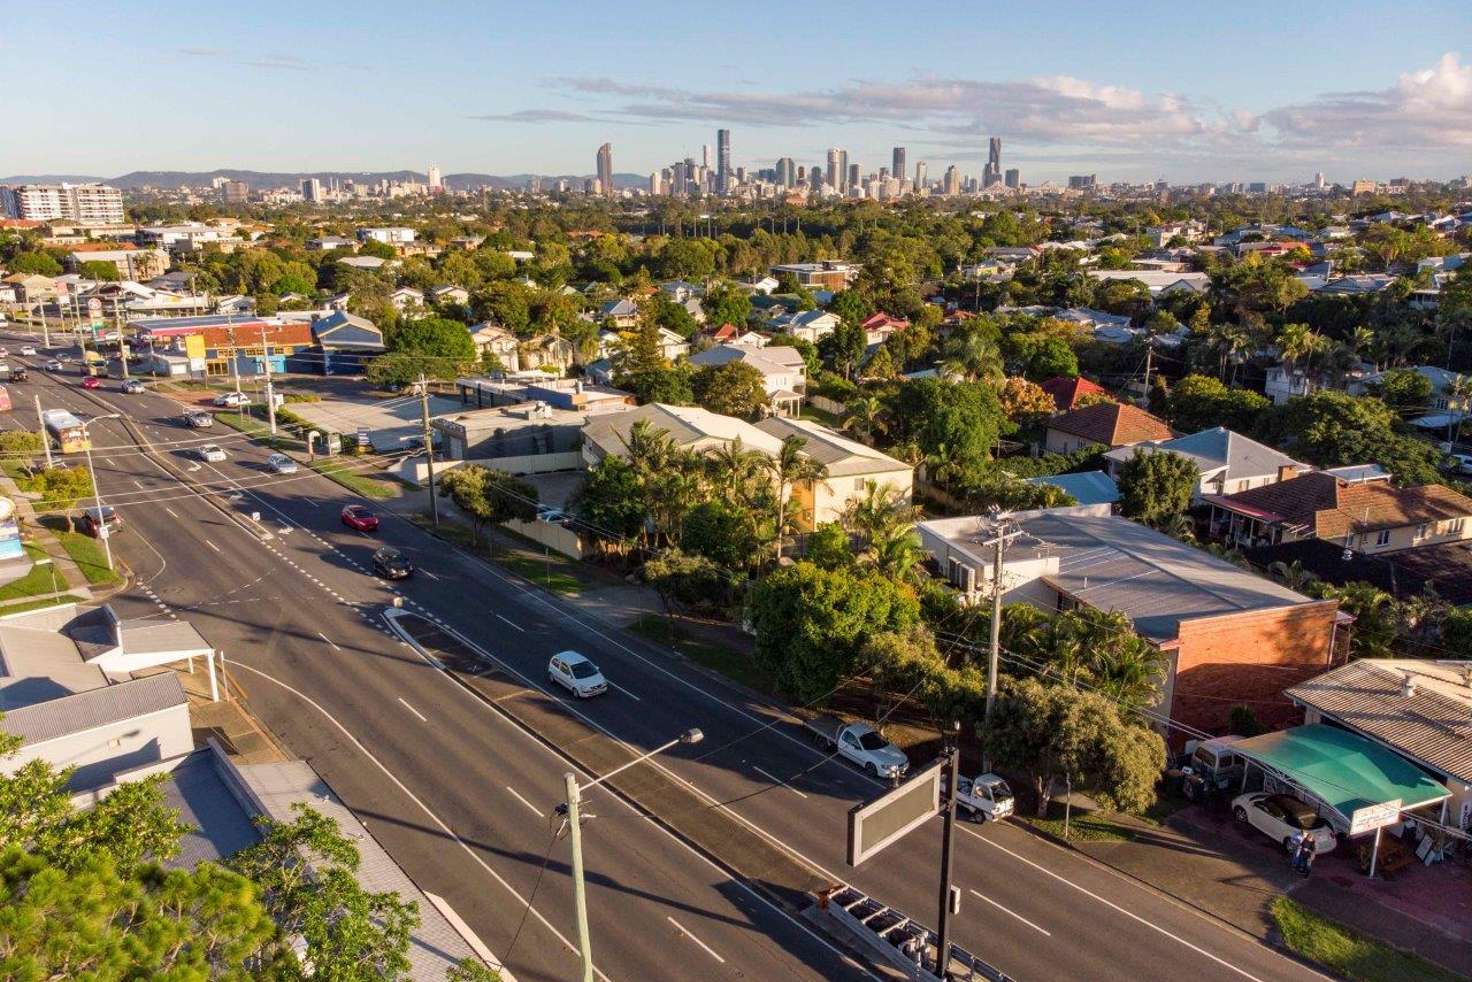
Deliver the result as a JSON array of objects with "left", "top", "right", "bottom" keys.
[{"left": 4, "top": 0, "right": 1471, "bottom": 184}]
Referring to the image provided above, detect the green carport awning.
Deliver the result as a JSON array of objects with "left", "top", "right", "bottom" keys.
[{"left": 1232, "top": 724, "right": 1449, "bottom": 821}]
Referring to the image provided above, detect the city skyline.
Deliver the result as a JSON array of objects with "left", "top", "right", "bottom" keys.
[{"left": 2, "top": 1, "right": 1471, "bottom": 184}]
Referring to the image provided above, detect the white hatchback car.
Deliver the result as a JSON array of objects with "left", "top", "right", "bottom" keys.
[
  {"left": 196, "top": 444, "right": 228, "bottom": 463},
  {"left": 548, "top": 650, "right": 608, "bottom": 698},
  {"left": 1232, "top": 792, "right": 1336, "bottom": 854}
]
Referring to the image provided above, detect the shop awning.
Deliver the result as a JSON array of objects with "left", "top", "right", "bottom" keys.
[{"left": 1231, "top": 724, "right": 1449, "bottom": 823}]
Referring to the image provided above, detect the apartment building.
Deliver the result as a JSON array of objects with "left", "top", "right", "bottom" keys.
[{"left": 0, "top": 183, "right": 125, "bottom": 224}]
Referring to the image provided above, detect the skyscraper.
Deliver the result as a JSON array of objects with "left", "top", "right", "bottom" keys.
[
  {"left": 914, "top": 161, "right": 927, "bottom": 190},
  {"left": 716, "top": 129, "right": 731, "bottom": 193},
  {"left": 596, "top": 143, "right": 613, "bottom": 197},
  {"left": 301, "top": 178, "right": 322, "bottom": 202},
  {"left": 847, "top": 163, "right": 860, "bottom": 190},
  {"left": 984, "top": 137, "right": 1002, "bottom": 186},
  {"left": 943, "top": 165, "right": 960, "bottom": 196},
  {"left": 810, "top": 165, "right": 824, "bottom": 192},
  {"left": 427, "top": 165, "right": 442, "bottom": 190},
  {"left": 702, "top": 144, "right": 712, "bottom": 169},
  {"left": 892, "top": 147, "right": 907, "bottom": 186},
  {"left": 1004, "top": 168, "right": 1020, "bottom": 189},
  {"left": 826, "top": 148, "right": 844, "bottom": 191},
  {"left": 776, "top": 157, "right": 795, "bottom": 188}
]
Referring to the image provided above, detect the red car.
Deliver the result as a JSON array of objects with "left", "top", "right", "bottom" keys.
[
  {"left": 340, "top": 504, "right": 379, "bottom": 533},
  {"left": 81, "top": 376, "right": 102, "bottom": 389}
]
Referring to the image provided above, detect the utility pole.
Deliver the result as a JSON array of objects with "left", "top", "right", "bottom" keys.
[
  {"left": 418, "top": 374, "right": 439, "bottom": 526},
  {"left": 259, "top": 325, "right": 277, "bottom": 435},
  {"left": 935, "top": 728, "right": 961, "bottom": 979},
  {"left": 986, "top": 521, "right": 1008, "bottom": 725},
  {"left": 1140, "top": 342, "right": 1153, "bottom": 408},
  {"left": 34, "top": 395, "right": 53, "bottom": 470},
  {"left": 564, "top": 773, "right": 594, "bottom": 982},
  {"left": 38, "top": 300, "right": 50, "bottom": 348}
]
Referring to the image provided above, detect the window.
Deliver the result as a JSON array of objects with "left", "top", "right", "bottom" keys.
[
  {"left": 1448, "top": 518, "right": 1466, "bottom": 535},
  {"left": 1375, "top": 529, "right": 1391, "bottom": 547},
  {"left": 1416, "top": 523, "right": 1430, "bottom": 539}
]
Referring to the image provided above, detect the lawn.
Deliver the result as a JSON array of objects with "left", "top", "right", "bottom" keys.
[
  {"left": 410, "top": 515, "right": 584, "bottom": 595},
  {"left": 56, "top": 530, "right": 122, "bottom": 586},
  {"left": 209, "top": 408, "right": 299, "bottom": 451},
  {"left": 1271, "top": 898, "right": 1465, "bottom": 982},
  {"left": 308, "top": 457, "right": 404, "bottom": 500},
  {"left": 1014, "top": 793, "right": 1184, "bottom": 844},
  {"left": 0, "top": 594, "right": 86, "bottom": 614},
  {"left": 627, "top": 613, "right": 771, "bottom": 692},
  {"left": 1, "top": 459, "right": 38, "bottom": 491},
  {"left": 0, "top": 544, "right": 72, "bottom": 601}
]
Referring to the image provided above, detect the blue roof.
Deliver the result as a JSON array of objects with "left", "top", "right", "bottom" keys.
[{"left": 1023, "top": 470, "right": 1120, "bottom": 505}]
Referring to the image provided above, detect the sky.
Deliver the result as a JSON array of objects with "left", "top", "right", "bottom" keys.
[{"left": 3, "top": 0, "right": 1471, "bottom": 185}]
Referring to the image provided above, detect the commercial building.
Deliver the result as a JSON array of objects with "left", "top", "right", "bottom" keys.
[
  {"left": 221, "top": 180, "right": 249, "bottom": 203},
  {"left": 1004, "top": 168, "right": 1020, "bottom": 189},
  {"left": 1, "top": 182, "right": 125, "bottom": 224},
  {"left": 717, "top": 129, "right": 731, "bottom": 193},
  {"left": 770, "top": 261, "right": 858, "bottom": 291},
  {"left": 301, "top": 178, "right": 323, "bottom": 202},
  {"left": 892, "top": 147, "right": 907, "bottom": 188},
  {"left": 356, "top": 226, "right": 416, "bottom": 245},
  {"left": 983, "top": 137, "right": 1002, "bottom": 186},
  {"left": 597, "top": 143, "right": 614, "bottom": 197},
  {"left": 918, "top": 506, "right": 1347, "bottom": 742}
]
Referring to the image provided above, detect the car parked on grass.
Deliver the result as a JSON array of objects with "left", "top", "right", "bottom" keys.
[
  {"left": 212, "top": 391, "right": 251, "bottom": 408},
  {"left": 81, "top": 376, "right": 101, "bottom": 389},
  {"left": 195, "top": 444, "right": 228, "bottom": 463},
  {"left": 120, "top": 379, "right": 145, "bottom": 394},
  {"left": 372, "top": 546, "right": 412, "bottom": 580},
  {"left": 81, "top": 505, "right": 122, "bottom": 538},
  {"left": 340, "top": 504, "right": 379, "bottom": 532},
  {"left": 548, "top": 650, "right": 608, "bottom": 698},
  {"left": 266, "top": 453, "right": 298, "bottom": 474},
  {"left": 182, "top": 410, "right": 214, "bottom": 428},
  {"left": 1232, "top": 792, "right": 1337, "bottom": 854}
]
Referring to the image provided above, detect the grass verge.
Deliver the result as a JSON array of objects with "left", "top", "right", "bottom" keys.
[
  {"left": 627, "top": 613, "right": 771, "bottom": 692},
  {"left": 0, "top": 544, "right": 73, "bottom": 601},
  {"left": 308, "top": 457, "right": 403, "bottom": 500},
  {"left": 0, "top": 594, "right": 86, "bottom": 614},
  {"left": 1271, "top": 897, "right": 1465, "bottom": 982},
  {"left": 210, "top": 409, "right": 300, "bottom": 452},
  {"left": 56, "top": 530, "right": 122, "bottom": 586},
  {"left": 409, "top": 515, "right": 584, "bottom": 595}
]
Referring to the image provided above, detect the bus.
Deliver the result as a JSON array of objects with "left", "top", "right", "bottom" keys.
[{"left": 42, "top": 408, "right": 90, "bottom": 453}]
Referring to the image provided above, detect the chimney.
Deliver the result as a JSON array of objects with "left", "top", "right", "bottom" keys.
[
  {"left": 1277, "top": 464, "right": 1298, "bottom": 482},
  {"left": 1401, "top": 676, "right": 1418, "bottom": 699}
]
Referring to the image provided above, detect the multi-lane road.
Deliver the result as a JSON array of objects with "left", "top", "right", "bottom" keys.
[{"left": 4, "top": 335, "right": 1328, "bottom": 982}]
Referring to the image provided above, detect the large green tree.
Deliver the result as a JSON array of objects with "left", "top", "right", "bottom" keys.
[
  {"left": 437, "top": 466, "right": 539, "bottom": 546},
  {"left": 1117, "top": 448, "right": 1199, "bottom": 527},
  {"left": 1163, "top": 375, "right": 1270, "bottom": 433},
  {"left": 748, "top": 561, "right": 920, "bottom": 701},
  {"left": 692, "top": 361, "right": 768, "bottom": 419}
]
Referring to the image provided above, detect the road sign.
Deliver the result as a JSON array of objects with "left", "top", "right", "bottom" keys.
[
  {"left": 357, "top": 426, "right": 371, "bottom": 449},
  {"left": 1349, "top": 799, "right": 1401, "bottom": 835},
  {"left": 847, "top": 760, "right": 943, "bottom": 866}
]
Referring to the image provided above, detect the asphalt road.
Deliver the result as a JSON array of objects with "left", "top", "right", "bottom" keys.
[{"left": 6, "top": 336, "right": 1331, "bottom": 982}]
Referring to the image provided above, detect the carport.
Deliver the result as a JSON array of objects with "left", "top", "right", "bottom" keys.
[{"left": 1231, "top": 724, "right": 1451, "bottom": 875}]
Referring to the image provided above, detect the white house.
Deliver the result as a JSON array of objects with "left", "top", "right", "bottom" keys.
[
  {"left": 769, "top": 309, "right": 838, "bottom": 342},
  {"left": 389, "top": 286, "right": 425, "bottom": 311},
  {"left": 689, "top": 343, "right": 806, "bottom": 416},
  {"left": 1103, "top": 427, "right": 1307, "bottom": 499}
]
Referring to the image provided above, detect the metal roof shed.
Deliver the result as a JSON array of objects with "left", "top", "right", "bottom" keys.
[{"left": 1231, "top": 724, "right": 1450, "bottom": 834}]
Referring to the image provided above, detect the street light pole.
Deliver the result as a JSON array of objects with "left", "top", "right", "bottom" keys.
[
  {"left": 935, "top": 724, "right": 961, "bottom": 978},
  {"left": 559, "top": 728, "right": 703, "bottom": 982},
  {"left": 79, "top": 413, "right": 121, "bottom": 572},
  {"left": 418, "top": 374, "right": 439, "bottom": 526}
]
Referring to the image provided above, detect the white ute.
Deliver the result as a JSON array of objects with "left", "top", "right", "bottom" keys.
[
  {"left": 804, "top": 715, "right": 910, "bottom": 780},
  {"left": 951, "top": 773, "right": 1015, "bottom": 822}
]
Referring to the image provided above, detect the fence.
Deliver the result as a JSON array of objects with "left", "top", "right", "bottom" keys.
[
  {"left": 809, "top": 395, "right": 849, "bottom": 416},
  {"left": 390, "top": 451, "right": 583, "bottom": 487},
  {"left": 504, "top": 517, "right": 584, "bottom": 559}
]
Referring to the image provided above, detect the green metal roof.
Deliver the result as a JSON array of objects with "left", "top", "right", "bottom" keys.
[{"left": 1232, "top": 724, "right": 1449, "bottom": 819}]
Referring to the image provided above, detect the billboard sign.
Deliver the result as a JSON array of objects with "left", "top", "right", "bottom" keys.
[{"left": 847, "top": 760, "right": 943, "bottom": 866}]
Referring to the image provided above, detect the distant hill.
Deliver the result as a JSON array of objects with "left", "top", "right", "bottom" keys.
[{"left": 0, "top": 169, "right": 649, "bottom": 191}]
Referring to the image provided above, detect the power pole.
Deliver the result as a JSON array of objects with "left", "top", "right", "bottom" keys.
[
  {"left": 986, "top": 522, "right": 1007, "bottom": 724},
  {"left": 564, "top": 772, "right": 594, "bottom": 982},
  {"left": 418, "top": 374, "right": 439, "bottom": 526},
  {"left": 935, "top": 727, "right": 961, "bottom": 978},
  {"left": 1140, "top": 342, "right": 1153, "bottom": 408},
  {"left": 34, "top": 395, "right": 53, "bottom": 470},
  {"left": 259, "top": 325, "right": 277, "bottom": 435}
]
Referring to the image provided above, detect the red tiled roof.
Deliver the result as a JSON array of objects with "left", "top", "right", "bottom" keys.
[
  {"left": 1048, "top": 402, "right": 1170, "bottom": 447},
  {"left": 1039, "top": 375, "right": 1109, "bottom": 411},
  {"left": 1213, "top": 472, "right": 1472, "bottom": 538},
  {"left": 708, "top": 322, "right": 740, "bottom": 341},
  {"left": 195, "top": 321, "right": 316, "bottom": 349},
  {"left": 861, "top": 312, "right": 909, "bottom": 331}
]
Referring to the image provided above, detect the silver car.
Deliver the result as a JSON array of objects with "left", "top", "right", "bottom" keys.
[
  {"left": 266, "top": 453, "right": 298, "bottom": 474},
  {"left": 196, "top": 444, "right": 228, "bottom": 463},
  {"left": 548, "top": 651, "right": 608, "bottom": 698}
]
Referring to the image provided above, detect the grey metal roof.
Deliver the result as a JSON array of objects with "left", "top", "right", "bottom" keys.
[
  {"left": 1105, "top": 426, "right": 1302, "bottom": 480},
  {"left": 1286, "top": 660, "right": 1472, "bottom": 784},
  {"left": 1023, "top": 470, "right": 1121, "bottom": 506},
  {"left": 1012, "top": 511, "right": 1312, "bottom": 642},
  {"left": 160, "top": 752, "right": 263, "bottom": 870},
  {"left": 0, "top": 673, "right": 186, "bottom": 747},
  {"left": 235, "top": 760, "right": 478, "bottom": 978}
]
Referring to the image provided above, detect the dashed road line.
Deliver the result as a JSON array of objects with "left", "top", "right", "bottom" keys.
[
  {"left": 666, "top": 917, "right": 725, "bottom": 964},
  {"left": 397, "top": 697, "right": 428, "bottom": 722}
]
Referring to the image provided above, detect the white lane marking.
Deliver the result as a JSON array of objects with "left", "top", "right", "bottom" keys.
[
  {"left": 969, "top": 888, "right": 1051, "bottom": 936},
  {"left": 317, "top": 631, "right": 341, "bottom": 651},
  {"left": 397, "top": 697, "right": 427, "bottom": 722},
  {"left": 753, "top": 765, "right": 807, "bottom": 799},
  {"left": 420, "top": 569, "right": 440, "bottom": 581},
  {"left": 504, "top": 786, "right": 543, "bottom": 818},
  {"left": 205, "top": 540, "right": 221, "bottom": 553},
  {"left": 133, "top": 479, "right": 145, "bottom": 489},
  {"left": 962, "top": 828, "right": 1268, "bottom": 981},
  {"left": 608, "top": 680, "right": 641, "bottom": 702},
  {"left": 495, "top": 613, "right": 525, "bottom": 632},
  {"left": 382, "top": 611, "right": 876, "bottom": 980},
  {"left": 666, "top": 917, "right": 725, "bottom": 964},
  {"left": 164, "top": 507, "right": 178, "bottom": 518},
  {"left": 226, "top": 662, "right": 610, "bottom": 981}
]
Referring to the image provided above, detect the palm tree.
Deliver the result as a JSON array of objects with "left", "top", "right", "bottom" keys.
[
  {"left": 1349, "top": 325, "right": 1377, "bottom": 368},
  {"left": 1268, "top": 559, "right": 1319, "bottom": 592},
  {"left": 841, "top": 395, "right": 889, "bottom": 444},
  {"left": 704, "top": 436, "right": 766, "bottom": 508},
  {"left": 941, "top": 329, "right": 1003, "bottom": 384},
  {"left": 843, "top": 479, "right": 922, "bottom": 545},
  {"left": 868, "top": 523, "right": 924, "bottom": 583},
  {"left": 1447, "top": 373, "right": 1472, "bottom": 447},
  {"left": 765, "top": 436, "right": 828, "bottom": 562}
]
